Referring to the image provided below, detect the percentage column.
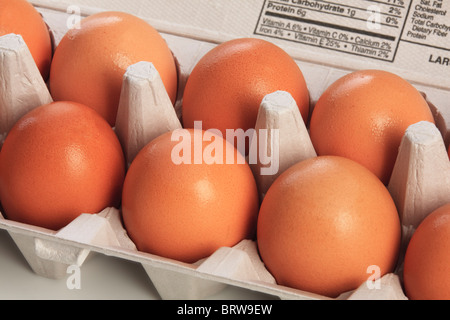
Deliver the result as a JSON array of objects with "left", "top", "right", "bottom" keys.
[
  {"left": 274, "top": 28, "right": 284, "bottom": 37},
  {"left": 389, "top": 7, "right": 402, "bottom": 15},
  {"left": 386, "top": 0, "right": 405, "bottom": 6},
  {"left": 386, "top": 16, "right": 399, "bottom": 26}
]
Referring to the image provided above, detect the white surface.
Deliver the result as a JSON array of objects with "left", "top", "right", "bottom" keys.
[{"left": 0, "top": 229, "right": 276, "bottom": 300}]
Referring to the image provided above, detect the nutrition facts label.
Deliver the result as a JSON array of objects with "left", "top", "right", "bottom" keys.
[
  {"left": 254, "top": 0, "right": 449, "bottom": 64},
  {"left": 402, "top": 0, "right": 449, "bottom": 59}
]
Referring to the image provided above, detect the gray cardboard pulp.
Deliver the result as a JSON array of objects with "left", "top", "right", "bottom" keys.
[{"left": 0, "top": 0, "right": 449, "bottom": 300}]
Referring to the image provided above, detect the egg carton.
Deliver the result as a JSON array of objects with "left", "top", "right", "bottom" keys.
[{"left": 1, "top": 5, "right": 450, "bottom": 300}]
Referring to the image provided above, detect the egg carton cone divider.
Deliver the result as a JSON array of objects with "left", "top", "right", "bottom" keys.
[
  {"left": 388, "top": 120, "right": 450, "bottom": 278},
  {"left": 115, "top": 61, "right": 182, "bottom": 167},
  {"left": 0, "top": 33, "right": 53, "bottom": 144},
  {"left": 249, "top": 91, "right": 317, "bottom": 200},
  {"left": 389, "top": 121, "right": 450, "bottom": 231}
]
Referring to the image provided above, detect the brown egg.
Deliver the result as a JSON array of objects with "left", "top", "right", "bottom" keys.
[
  {"left": 257, "top": 156, "right": 401, "bottom": 298},
  {"left": 121, "top": 129, "right": 259, "bottom": 263},
  {"left": 309, "top": 70, "right": 435, "bottom": 185},
  {"left": 403, "top": 203, "right": 450, "bottom": 300},
  {"left": 0, "top": 0, "right": 53, "bottom": 80},
  {"left": 0, "top": 101, "right": 126, "bottom": 231},
  {"left": 49, "top": 11, "right": 178, "bottom": 126},
  {"left": 182, "top": 38, "right": 310, "bottom": 150}
]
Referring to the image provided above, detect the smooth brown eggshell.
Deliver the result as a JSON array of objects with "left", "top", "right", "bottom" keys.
[
  {"left": 0, "top": 101, "right": 126, "bottom": 231},
  {"left": 257, "top": 156, "right": 401, "bottom": 298},
  {"left": 309, "top": 70, "right": 435, "bottom": 185},
  {"left": 403, "top": 203, "right": 450, "bottom": 300},
  {"left": 182, "top": 38, "right": 310, "bottom": 147},
  {"left": 0, "top": 0, "right": 53, "bottom": 80},
  {"left": 49, "top": 11, "right": 178, "bottom": 126},
  {"left": 121, "top": 129, "right": 259, "bottom": 264}
]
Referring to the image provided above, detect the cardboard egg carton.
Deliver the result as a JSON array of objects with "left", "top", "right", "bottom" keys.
[{"left": 0, "top": 2, "right": 449, "bottom": 300}]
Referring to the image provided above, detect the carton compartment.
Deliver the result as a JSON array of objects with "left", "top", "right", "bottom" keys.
[{"left": 1, "top": 4, "right": 449, "bottom": 300}]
